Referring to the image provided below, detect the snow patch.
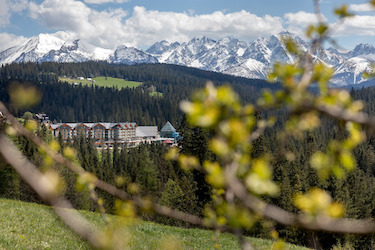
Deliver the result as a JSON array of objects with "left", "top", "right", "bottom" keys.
[{"left": 237, "top": 47, "right": 245, "bottom": 57}]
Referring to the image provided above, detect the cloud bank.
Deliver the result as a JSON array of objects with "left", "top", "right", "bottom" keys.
[
  {"left": 349, "top": 3, "right": 375, "bottom": 12},
  {"left": 0, "top": 32, "right": 28, "bottom": 51},
  {"left": 0, "top": 0, "right": 28, "bottom": 27},
  {"left": 1, "top": 0, "right": 375, "bottom": 50},
  {"left": 29, "top": 0, "right": 128, "bottom": 49},
  {"left": 121, "top": 7, "right": 283, "bottom": 48},
  {"left": 26, "top": 0, "right": 284, "bottom": 49},
  {"left": 83, "top": 0, "right": 130, "bottom": 4},
  {"left": 333, "top": 15, "right": 375, "bottom": 37}
]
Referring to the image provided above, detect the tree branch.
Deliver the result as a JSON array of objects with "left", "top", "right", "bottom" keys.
[
  {"left": 298, "top": 102, "right": 375, "bottom": 131},
  {"left": 0, "top": 135, "right": 103, "bottom": 248},
  {"left": 228, "top": 174, "right": 375, "bottom": 235},
  {"left": 0, "top": 101, "right": 204, "bottom": 227}
]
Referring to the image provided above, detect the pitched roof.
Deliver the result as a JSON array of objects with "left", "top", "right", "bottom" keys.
[
  {"left": 136, "top": 126, "right": 158, "bottom": 137},
  {"left": 49, "top": 122, "right": 137, "bottom": 130},
  {"left": 160, "top": 121, "right": 176, "bottom": 133},
  {"left": 50, "top": 124, "right": 60, "bottom": 130}
]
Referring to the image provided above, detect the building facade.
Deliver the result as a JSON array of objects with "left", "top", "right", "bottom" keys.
[{"left": 49, "top": 122, "right": 137, "bottom": 146}]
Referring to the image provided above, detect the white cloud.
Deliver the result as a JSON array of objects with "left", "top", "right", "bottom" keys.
[
  {"left": 283, "top": 11, "right": 327, "bottom": 38},
  {"left": 83, "top": 0, "right": 130, "bottom": 4},
  {"left": 282, "top": 10, "right": 375, "bottom": 44},
  {"left": 27, "top": 1, "right": 284, "bottom": 49},
  {"left": 0, "top": 0, "right": 28, "bottom": 27},
  {"left": 120, "top": 7, "right": 283, "bottom": 47},
  {"left": 4, "top": 0, "right": 375, "bottom": 53},
  {"left": 0, "top": 33, "right": 28, "bottom": 51},
  {"left": 284, "top": 11, "right": 320, "bottom": 25},
  {"left": 51, "top": 31, "right": 78, "bottom": 41},
  {"left": 9, "top": 0, "right": 29, "bottom": 12},
  {"left": 28, "top": 0, "right": 128, "bottom": 48},
  {"left": 0, "top": 0, "right": 10, "bottom": 27},
  {"left": 349, "top": 3, "right": 375, "bottom": 12},
  {"left": 332, "top": 15, "right": 375, "bottom": 37}
]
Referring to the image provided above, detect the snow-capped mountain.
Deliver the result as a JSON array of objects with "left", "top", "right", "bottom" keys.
[
  {"left": 146, "top": 40, "right": 181, "bottom": 60},
  {"left": 326, "top": 43, "right": 375, "bottom": 86},
  {"left": 0, "top": 34, "right": 112, "bottom": 64},
  {"left": 149, "top": 35, "right": 375, "bottom": 86},
  {"left": 40, "top": 39, "right": 113, "bottom": 63},
  {"left": 110, "top": 45, "right": 158, "bottom": 64},
  {"left": 1, "top": 32, "right": 375, "bottom": 86},
  {"left": 0, "top": 34, "right": 65, "bottom": 64}
]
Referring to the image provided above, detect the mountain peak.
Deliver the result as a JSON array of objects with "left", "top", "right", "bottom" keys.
[
  {"left": 352, "top": 43, "right": 375, "bottom": 56},
  {"left": 37, "top": 33, "right": 56, "bottom": 39},
  {"left": 116, "top": 45, "right": 128, "bottom": 50},
  {"left": 34, "top": 34, "right": 65, "bottom": 54},
  {"left": 1, "top": 32, "right": 374, "bottom": 86},
  {"left": 146, "top": 40, "right": 171, "bottom": 55},
  {"left": 111, "top": 45, "right": 158, "bottom": 64},
  {"left": 220, "top": 36, "right": 239, "bottom": 43},
  {"left": 187, "top": 36, "right": 216, "bottom": 45},
  {"left": 277, "top": 30, "right": 295, "bottom": 38}
]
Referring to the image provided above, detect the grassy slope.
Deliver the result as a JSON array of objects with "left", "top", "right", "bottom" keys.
[
  {"left": 149, "top": 91, "right": 164, "bottom": 97},
  {"left": 59, "top": 77, "right": 142, "bottom": 89},
  {"left": 59, "top": 76, "right": 163, "bottom": 96},
  {"left": 0, "top": 199, "right": 308, "bottom": 249}
]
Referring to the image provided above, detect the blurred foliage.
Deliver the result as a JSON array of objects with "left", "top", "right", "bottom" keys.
[
  {"left": 9, "top": 81, "right": 41, "bottom": 110},
  {"left": 168, "top": 1, "right": 375, "bottom": 248},
  {"left": 4, "top": 1, "right": 375, "bottom": 249}
]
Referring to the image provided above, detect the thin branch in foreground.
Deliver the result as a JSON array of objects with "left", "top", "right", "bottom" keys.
[
  {"left": 227, "top": 174, "right": 375, "bottom": 235},
  {"left": 88, "top": 186, "right": 109, "bottom": 225},
  {"left": 0, "top": 135, "right": 103, "bottom": 248},
  {"left": 0, "top": 101, "right": 205, "bottom": 227},
  {"left": 302, "top": 103, "right": 375, "bottom": 131}
]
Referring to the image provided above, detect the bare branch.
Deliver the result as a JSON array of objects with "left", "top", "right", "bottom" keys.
[
  {"left": 249, "top": 121, "right": 268, "bottom": 144},
  {"left": 0, "top": 101, "right": 205, "bottom": 227},
  {"left": 299, "top": 103, "right": 375, "bottom": 131},
  {"left": 234, "top": 228, "right": 253, "bottom": 250},
  {"left": 0, "top": 102, "right": 85, "bottom": 175},
  {"left": 314, "top": 0, "right": 324, "bottom": 24},
  {"left": 228, "top": 175, "right": 375, "bottom": 235},
  {"left": 88, "top": 186, "right": 109, "bottom": 225},
  {"left": 0, "top": 135, "right": 103, "bottom": 248}
]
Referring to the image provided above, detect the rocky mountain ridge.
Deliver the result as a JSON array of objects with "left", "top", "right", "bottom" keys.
[{"left": 1, "top": 32, "right": 375, "bottom": 86}]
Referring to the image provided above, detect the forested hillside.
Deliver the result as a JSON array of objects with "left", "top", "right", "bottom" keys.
[
  {"left": 0, "top": 62, "right": 274, "bottom": 127},
  {"left": 176, "top": 84, "right": 375, "bottom": 248},
  {"left": 4, "top": 62, "right": 375, "bottom": 248}
]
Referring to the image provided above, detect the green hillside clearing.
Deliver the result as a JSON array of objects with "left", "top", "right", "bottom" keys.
[
  {"left": 149, "top": 91, "right": 163, "bottom": 97},
  {"left": 59, "top": 76, "right": 142, "bottom": 89},
  {"left": 0, "top": 199, "right": 308, "bottom": 249}
]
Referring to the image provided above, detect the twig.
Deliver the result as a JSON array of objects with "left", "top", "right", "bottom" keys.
[
  {"left": 299, "top": 102, "right": 375, "bottom": 132},
  {"left": 0, "top": 135, "right": 103, "bottom": 248},
  {"left": 0, "top": 101, "right": 205, "bottom": 227},
  {"left": 235, "top": 228, "right": 253, "bottom": 250},
  {"left": 88, "top": 186, "right": 109, "bottom": 225},
  {"left": 314, "top": 0, "right": 324, "bottom": 24},
  {"left": 228, "top": 174, "right": 375, "bottom": 235}
]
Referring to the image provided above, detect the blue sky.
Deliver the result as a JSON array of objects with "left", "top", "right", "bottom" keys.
[{"left": 1, "top": 0, "right": 375, "bottom": 51}]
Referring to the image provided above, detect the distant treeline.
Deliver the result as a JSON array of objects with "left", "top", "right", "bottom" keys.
[{"left": 0, "top": 62, "right": 276, "bottom": 127}]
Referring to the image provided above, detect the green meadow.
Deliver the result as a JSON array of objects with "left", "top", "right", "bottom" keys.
[
  {"left": 0, "top": 199, "right": 309, "bottom": 249},
  {"left": 59, "top": 76, "right": 163, "bottom": 96},
  {"left": 59, "top": 76, "right": 142, "bottom": 89},
  {"left": 149, "top": 91, "right": 164, "bottom": 97}
]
